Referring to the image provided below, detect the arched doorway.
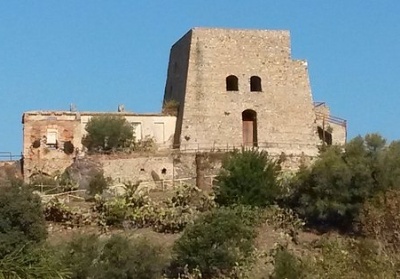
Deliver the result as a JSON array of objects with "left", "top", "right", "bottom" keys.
[{"left": 242, "top": 109, "right": 258, "bottom": 147}]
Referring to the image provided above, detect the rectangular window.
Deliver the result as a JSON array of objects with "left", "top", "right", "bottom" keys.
[
  {"left": 46, "top": 129, "right": 58, "bottom": 145},
  {"left": 131, "top": 122, "right": 142, "bottom": 141},
  {"left": 153, "top": 122, "right": 165, "bottom": 144}
]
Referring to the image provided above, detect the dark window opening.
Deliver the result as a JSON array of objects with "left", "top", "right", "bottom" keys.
[
  {"left": 317, "top": 126, "right": 332, "bottom": 145},
  {"left": 161, "top": 168, "right": 167, "bottom": 174},
  {"left": 63, "top": 141, "right": 74, "bottom": 155},
  {"left": 32, "top": 139, "right": 41, "bottom": 148},
  {"left": 226, "top": 75, "right": 239, "bottom": 91},
  {"left": 250, "top": 76, "right": 262, "bottom": 92},
  {"left": 242, "top": 109, "right": 258, "bottom": 147}
]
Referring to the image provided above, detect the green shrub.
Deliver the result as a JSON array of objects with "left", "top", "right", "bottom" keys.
[
  {"left": 214, "top": 149, "right": 281, "bottom": 207},
  {"left": 0, "top": 245, "right": 70, "bottom": 279},
  {"left": 94, "top": 235, "right": 166, "bottom": 279},
  {"left": 288, "top": 135, "right": 388, "bottom": 231},
  {"left": 59, "top": 234, "right": 166, "bottom": 279},
  {"left": 94, "top": 184, "right": 213, "bottom": 233},
  {"left": 59, "top": 234, "right": 100, "bottom": 279},
  {"left": 171, "top": 207, "right": 256, "bottom": 278},
  {"left": 302, "top": 236, "right": 396, "bottom": 279},
  {"left": 358, "top": 189, "right": 400, "bottom": 251},
  {"left": 82, "top": 115, "right": 134, "bottom": 152},
  {"left": 270, "top": 245, "right": 304, "bottom": 279},
  {"left": 0, "top": 182, "right": 47, "bottom": 258},
  {"left": 88, "top": 172, "right": 109, "bottom": 196}
]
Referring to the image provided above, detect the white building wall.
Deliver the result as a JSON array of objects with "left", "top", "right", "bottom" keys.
[{"left": 80, "top": 113, "right": 176, "bottom": 149}]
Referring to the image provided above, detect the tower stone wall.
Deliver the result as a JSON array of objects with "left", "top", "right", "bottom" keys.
[{"left": 164, "top": 28, "right": 322, "bottom": 156}]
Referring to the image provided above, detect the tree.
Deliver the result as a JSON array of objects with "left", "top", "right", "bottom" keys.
[
  {"left": 375, "top": 140, "right": 400, "bottom": 191},
  {"left": 0, "top": 182, "right": 67, "bottom": 278},
  {"left": 0, "top": 182, "right": 47, "bottom": 258},
  {"left": 82, "top": 115, "right": 134, "bottom": 152},
  {"left": 171, "top": 208, "right": 256, "bottom": 278},
  {"left": 214, "top": 149, "right": 281, "bottom": 207},
  {"left": 288, "top": 134, "right": 389, "bottom": 231}
]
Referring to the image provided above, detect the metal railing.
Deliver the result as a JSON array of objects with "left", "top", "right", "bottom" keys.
[
  {"left": 172, "top": 140, "right": 319, "bottom": 154},
  {"left": 313, "top": 101, "right": 326, "bottom": 108},
  {"left": 315, "top": 111, "right": 347, "bottom": 127},
  {"left": 313, "top": 101, "right": 347, "bottom": 128},
  {"left": 0, "top": 152, "right": 22, "bottom": 161}
]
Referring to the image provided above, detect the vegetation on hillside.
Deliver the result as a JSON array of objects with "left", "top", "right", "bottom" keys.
[
  {"left": 3, "top": 133, "right": 400, "bottom": 278},
  {"left": 214, "top": 149, "right": 281, "bottom": 207}
]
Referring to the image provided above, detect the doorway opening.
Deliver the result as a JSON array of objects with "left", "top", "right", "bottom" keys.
[{"left": 242, "top": 109, "right": 258, "bottom": 147}]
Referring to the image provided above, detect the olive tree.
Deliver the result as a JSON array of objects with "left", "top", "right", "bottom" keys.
[{"left": 82, "top": 115, "right": 134, "bottom": 151}]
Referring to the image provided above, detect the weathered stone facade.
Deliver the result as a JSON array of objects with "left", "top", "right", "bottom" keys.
[
  {"left": 22, "top": 111, "right": 176, "bottom": 180},
  {"left": 163, "top": 28, "right": 346, "bottom": 156},
  {"left": 21, "top": 27, "right": 346, "bottom": 182}
]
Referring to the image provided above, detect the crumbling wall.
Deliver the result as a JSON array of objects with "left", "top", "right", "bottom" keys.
[{"left": 22, "top": 112, "right": 81, "bottom": 180}]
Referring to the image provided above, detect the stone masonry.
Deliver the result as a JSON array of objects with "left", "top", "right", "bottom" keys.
[
  {"left": 22, "top": 111, "right": 176, "bottom": 180},
  {"left": 21, "top": 27, "right": 346, "bottom": 182},
  {"left": 163, "top": 28, "right": 346, "bottom": 156}
]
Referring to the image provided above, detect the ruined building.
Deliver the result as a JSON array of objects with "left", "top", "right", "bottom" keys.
[{"left": 22, "top": 28, "right": 346, "bottom": 182}]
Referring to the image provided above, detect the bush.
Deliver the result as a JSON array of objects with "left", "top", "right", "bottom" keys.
[
  {"left": 171, "top": 207, "right": 257, "bottom": 278},
  {"left": 82, "top": 115, "right": 134, "bottom": 152},
  {"left": 95, "top": 184, "right": 214, "bottom": 233},
  {"left": 358, "top": 189, "right": 400, "bottom": 251},
  {"left": 288, "top": 135, "right": 389, "bottom": 231},
  {"left": 88, "top": 172, "right": 109, "bottom": 196},
  {"left": 214, "top": 149, "right": 281, "bottom": 207},
  {"left": 0, "top": 245, "right": 70, "bottom": 279},
  {"left": 0, "top": 182, "right": 47, "bottom": 258},
  {"left": 162, "top": 99, "right": 179, "bottom": 116},
  {"left": 60, "top": 234, "right": 166, "bottom": 279},
  {"left": 59, "top": 234, "right": 100, "bottom": 279},
  {"left": 270, "top": 245, "right": 304, "bottom": 279},
  {"left": 302, "top": 236, "right": 396, "bottom": 278},
  {"left": 94, "top": 235, "right": 166, "bottom": 279}
]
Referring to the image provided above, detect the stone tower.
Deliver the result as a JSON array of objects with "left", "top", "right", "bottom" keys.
[{"left": 163, "top": 27, "right": 320, "bottom": 156}]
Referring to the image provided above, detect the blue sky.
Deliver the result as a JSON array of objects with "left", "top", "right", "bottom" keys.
[{"left": 1, "top": 1, "right": 399, "bottom": 155}]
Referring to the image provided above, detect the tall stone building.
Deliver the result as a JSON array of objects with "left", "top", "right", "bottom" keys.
[
  {"left": 163, "top": 27, "right": 346, "bottom": 156},
  {"left": 21, "top": 27, "right": 346, "bottom": 181}
]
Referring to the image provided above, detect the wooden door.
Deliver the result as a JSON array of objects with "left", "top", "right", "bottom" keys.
[{"left": 243, "top": 120, "right": 254, "bottom": 146}]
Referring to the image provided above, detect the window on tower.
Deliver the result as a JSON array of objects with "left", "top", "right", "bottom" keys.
[{"left": 226, "top": 75, "right": 239, "bottom": 91}]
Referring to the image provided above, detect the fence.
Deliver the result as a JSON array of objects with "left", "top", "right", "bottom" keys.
[
  {"left": 173, "top": 140, "right": 319, "bottom": 154},
  {"left": 33, "top": 175, "right": 218, "bottom": 201},
  {"left": 139, "top": 175, "right": 217, "bottom": 191},
  {"left": 315, "top": 112, "right": 347, "bottom": 127},
  {"left": 0, "top": 152, "right": 22, "bottom": 161}
]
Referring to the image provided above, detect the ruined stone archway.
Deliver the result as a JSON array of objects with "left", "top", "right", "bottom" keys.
[{"left": 242, "top": 109, "right": 258, "bottom": 147}]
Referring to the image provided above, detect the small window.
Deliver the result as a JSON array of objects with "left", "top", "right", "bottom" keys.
[
  {"left": 46, "top": 129, "right": 58, "bottom": 145},
  {"left": 250, "top": 76, "right": 262, "bottom": 92},
  {"left": 226, "top": 75, "right": 238, "bottom": 91}
]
